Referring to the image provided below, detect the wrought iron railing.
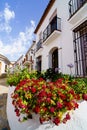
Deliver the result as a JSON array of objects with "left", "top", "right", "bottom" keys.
[
  {"left": 69, "top": 0, "right": 87, "bottom": 18},
  {"left": 36, "top": 39, "right": 43, "bottom": 51},
  {"left": 43, "top": 17, "right": 61, "bottom": 42}
]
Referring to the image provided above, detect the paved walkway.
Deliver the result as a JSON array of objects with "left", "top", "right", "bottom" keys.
[{"left": 0, "top": 78, "right": 10, "bottom": 130}]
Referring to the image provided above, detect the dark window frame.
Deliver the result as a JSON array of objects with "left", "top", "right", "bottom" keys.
[
  {"left": 73, "top": 21, "right": 87, "bottom": 77},
  {"left": 68, "top": 0, "right": 86, "bottom": 18}
]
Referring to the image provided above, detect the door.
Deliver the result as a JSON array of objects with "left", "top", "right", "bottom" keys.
[{"left": 52, "top": 49, "right": 58, "bottom": 69}]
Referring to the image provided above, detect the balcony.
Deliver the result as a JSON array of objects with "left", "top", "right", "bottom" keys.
[
  {"left": 68, "top": 0, "right": 87, "bottom": 25},
  {"left": 36, "top": 39, "right": 43, "bottom": 51},
  {"left": 43, "top": 17, "right": 61, "bottom": 44},
  {"left": 23, "top": 60, "right": 33, "bottom": 66}
]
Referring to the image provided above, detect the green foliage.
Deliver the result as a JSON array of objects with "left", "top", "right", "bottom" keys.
[
  {"left": 7, "top": 65, "right": 87, "bottom": 97},
  {"left": 43, "top": 68, "right": 63, "bottom": 81},
  {"left": 7, "top": 66, "right": 37, "bottom": 86},
  {"left": 35, "top": 71, "right": 45, "bottom": 79},
  {"left": 70, "top": 78, "right": 87, "bottom": 95}
]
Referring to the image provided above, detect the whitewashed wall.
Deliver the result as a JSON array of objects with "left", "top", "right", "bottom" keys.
[
  {"left": 35, "top": 0, "right": 87, "bottom": 75},
  {"left": 0, "top": 60, "right": 7, "bottom": 74}
]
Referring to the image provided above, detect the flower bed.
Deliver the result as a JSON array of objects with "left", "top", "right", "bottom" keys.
[
  {"left": 11, "top": 78, "right": 79, "bottom": 125},
  {"left": 7, "top": 68, "right": 87, "bottom": 129},
  {"left": 7, "top": 85, "right": 87, "bottom": 130}
]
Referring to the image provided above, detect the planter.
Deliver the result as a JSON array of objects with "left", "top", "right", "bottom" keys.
[{"left": 7, "top": 86, "right": 87, "bottom": 130}]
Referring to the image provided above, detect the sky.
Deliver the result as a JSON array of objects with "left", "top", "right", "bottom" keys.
[{"left": 0, "top": 0, "right": 49, "bottom": 61}]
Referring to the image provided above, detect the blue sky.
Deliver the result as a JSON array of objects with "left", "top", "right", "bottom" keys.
[{"left": 0, "top": 0, "right": 49, "bottom": 61}]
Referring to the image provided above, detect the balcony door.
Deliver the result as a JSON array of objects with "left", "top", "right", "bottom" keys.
[
  {"left": 50, "top": 15, "right": 57, "bottom": 33},
  {"left": 52, "top": 48, "right": 58, "bottom": 69},
  {"left": 36, "top": 56, "right": 42, "bottom": 72}
]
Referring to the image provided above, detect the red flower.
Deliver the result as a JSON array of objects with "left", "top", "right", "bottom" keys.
[
  {"left": 15, "top": 108, "right": 20, "bottom": 116},
  {"left": 41, "top": 107, "right": 47, "bottom": 112},
  {"left": 38, "top": 90, "right": 47, "bottom": 97},
  {"left": 76, "top": 94, "right": 80, "bottom": 100},
  {"left": 47, "top": 93, "right": 52, "bottom": 98},
  {"left": 64, "top": 102, "right": 72, "bottom": 110},
  {"left": 82, "top": 94, "right": 87, "bottom": 101},
  {"left": 63, "top": 113, "right": 71, "bottom": 123},
  {"left": 33, "top": 106, "right": 40, "bottom": 114},
  {"left": 63, "top": 118, "right": 67, "bottom": 124},
  {"left": 20, "top": 103, "right": 27, "bottom": 109},
  {"left": 42, "top": 85, "right": 46, "bottom": 89},
  {"left": 46, "top": 98, "right": 51, "bottom": 103},
  {"left": 72, "top": 100, "right": 79, "bottom": 109},
  {"left": 31, "top": 87, "right": 36, "bottom": 93},
  {"left": 72, "top": 81, "right": 78, "bottom": 85},
  {"left": 50, "top": 107, "right": 55, "bottom": 113},
  {"left": 61, "top": 85, "right": 66, "bottom": 90},
  {"left": 39, "top": 117, "right": 45, "bottom": 124},
  {"left": 23, "top": 87, "right": 30, "bottom": 91},
  {"left": 69, "top": 89, "right": 75, "bottom": 95},
  {"left": 66, "top": 113, "right": 71, "bottom": 120},
  {"left": 57, "top": 102, "right": 63, "bottom": 109},
  {"left": 57, "top": 78, "right": 63, "bottom": 84},
  {"left": 53, "top": 117, "right": 60, "bottom": 125},
  {"left": 58, "top": 92, "right": 66, "bottom": 100}
]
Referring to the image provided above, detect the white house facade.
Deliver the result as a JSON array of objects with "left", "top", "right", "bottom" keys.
[
  {"left": 23, "top": 41, "right": 36, "bottom": 71},
  {"left": 0, "top": 54, "right": 10, "bottom": 75},
  {"left": 34, "top": 0, "right": 87, "bottom": 77},
  {"left": 10, "top": 55, "right": 25, "bottom": 73}
]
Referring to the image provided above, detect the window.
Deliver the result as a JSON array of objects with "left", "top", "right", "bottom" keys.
[
  {"left": 36, "top": 56, "right": 42, "bottom": 71},
  {"left": 69, "top": 0, "right": 86, "bottom": 18},
  {"left": 39, "top": 31, "right": 42, "bottom": 40},
  {"left": 52, "top": 49, "right": 58, "bottom": 69},
  {"left": 5, "top": 65, "right": 7, "bottom": 72},
  {"left": 73, "top": 21, "right": 87, "bottom": 76}
]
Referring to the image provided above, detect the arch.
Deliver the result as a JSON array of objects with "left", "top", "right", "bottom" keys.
[{"left": 49, "top": 47, "right": 58, "bottom": 69}]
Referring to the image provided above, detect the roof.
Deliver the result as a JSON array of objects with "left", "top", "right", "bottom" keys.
[
  {"left": 0, "top": 54, "right": 10, "bottom": 64},
  {"left": 34, "top": 0, "right": 55, "bottom": 33}
]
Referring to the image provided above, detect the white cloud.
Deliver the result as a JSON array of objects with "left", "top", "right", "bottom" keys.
[
  {"left": 0, "top": 3, "right": 15, "bottom": 33},
  {"left": 0, "top": 20, "right": 35, "bottom": 61},
  {"left": 4, "top": 3, "right": 15, "bottom": 23},
  {"left": 0, "top": 3, "right": 35, "bottom": 61},
  {"left": 0, "top": 40, "right": 3, "bottom": 48}
]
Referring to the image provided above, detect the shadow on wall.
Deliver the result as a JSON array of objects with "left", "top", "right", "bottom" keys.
[
  {"left": 0, "top": 93, "right": 10, "bottom": 130},
  {"left": 0, "top": 77, "right": 8, "bottom": 87}
]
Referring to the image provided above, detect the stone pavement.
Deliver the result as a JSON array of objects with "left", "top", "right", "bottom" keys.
[{"left": 0, "top": 79, "right": 10, "bottom": 130}]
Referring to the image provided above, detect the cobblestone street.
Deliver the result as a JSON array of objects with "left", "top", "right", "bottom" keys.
[{"left": 0, "top": 78, "right": 10, "bottom": 130}]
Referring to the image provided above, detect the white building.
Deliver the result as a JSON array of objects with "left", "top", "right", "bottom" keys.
[
  {"left": 13, "top": 55, "right": 24, "bottom": 71},
  {"left": 23, "top": 41, "right": 36, "bottom": 71},
  {"left": 34, "top": 0, "right": 87, "bottom": 76},
  {"left": 0, "top": 54, "right": 10, "bottom": 75}
]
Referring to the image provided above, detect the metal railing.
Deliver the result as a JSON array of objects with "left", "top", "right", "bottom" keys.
[
  {"left": 36, "top": 39, "right": 43, "bottom": 51},
  {"left": 69, "top": 0, "right": 86, "bottom": 18},
  {"left": 43, "top": 17, "right": 61, "bottom": 42}
]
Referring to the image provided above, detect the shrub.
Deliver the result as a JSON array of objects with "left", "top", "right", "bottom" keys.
[
  {"left": 69, "top": 78, "right": 87, "bottom": 95},
  {"left": 43, "top": 68, "right": 63, "bottom": 81},
  {"left": 7, "top": 67, "right": 31, "bottom": 86}
]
